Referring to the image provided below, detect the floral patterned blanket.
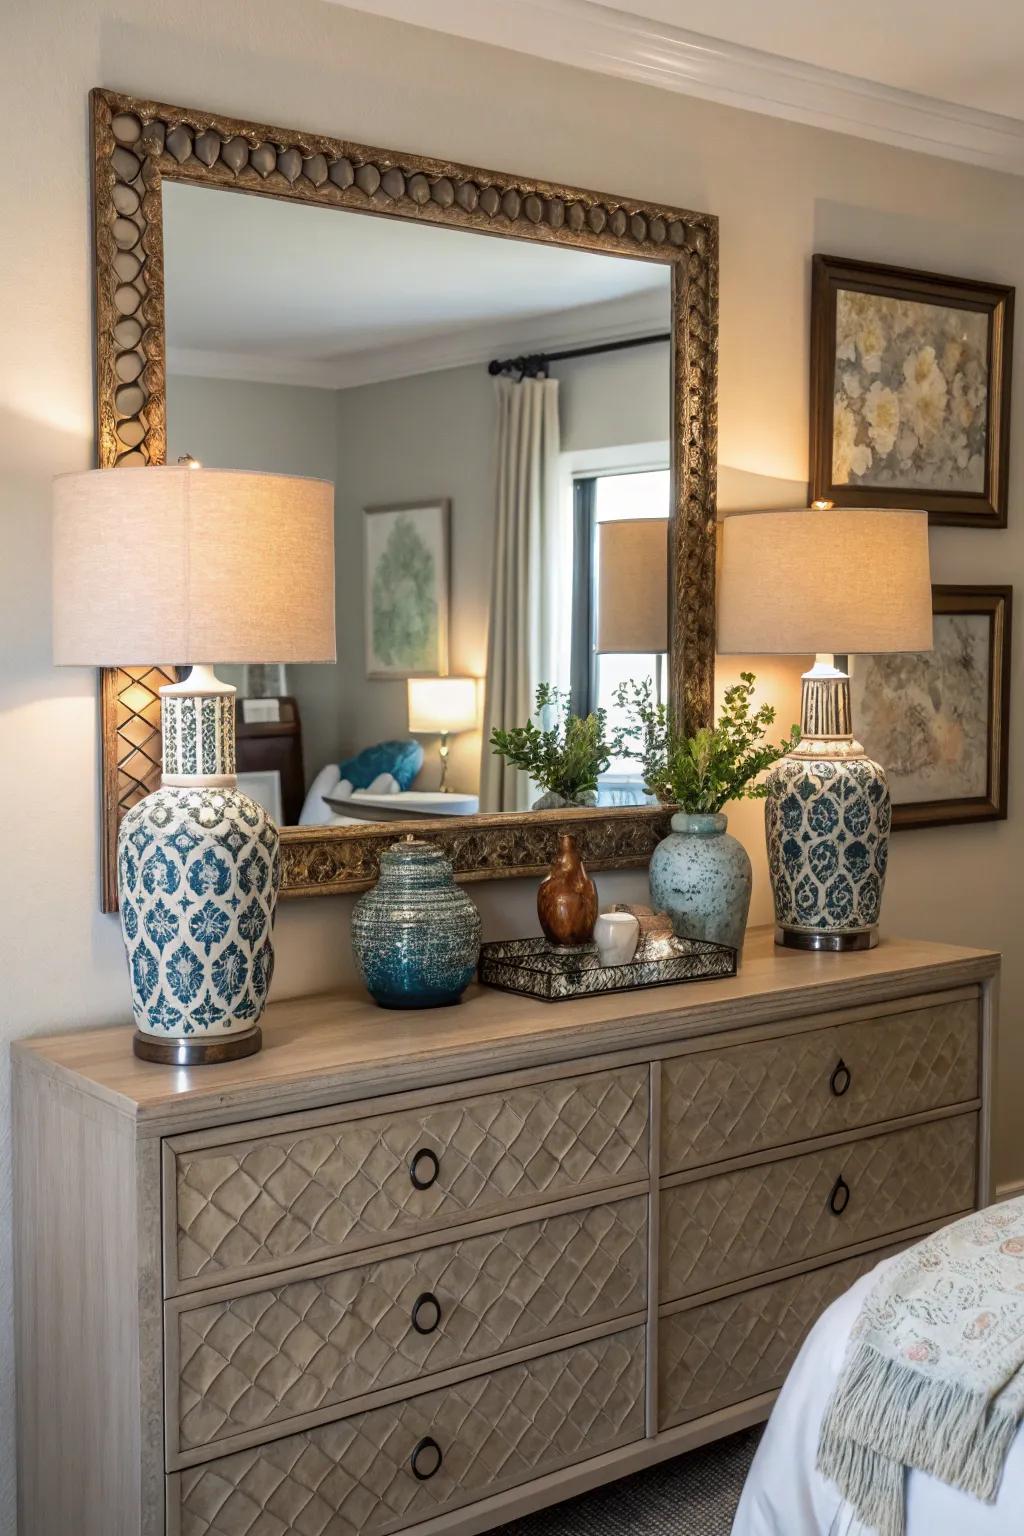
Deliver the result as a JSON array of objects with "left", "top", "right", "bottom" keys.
[{"left": 817, "top": 1199, "right": 1024, "bottom": 1536}]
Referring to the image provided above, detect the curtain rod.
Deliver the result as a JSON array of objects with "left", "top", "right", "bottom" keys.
[{"left": 487, "top": 331, "right": 670, "bottom": 379}]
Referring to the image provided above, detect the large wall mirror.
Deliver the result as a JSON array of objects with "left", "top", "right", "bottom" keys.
[{"left": 92, "top": 89, "right": 718, "bottom": 909}]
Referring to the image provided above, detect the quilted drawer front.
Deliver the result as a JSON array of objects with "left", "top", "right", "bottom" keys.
[
  {"left": 661, "top": 1112, "right": 977, "bottom": 1302},
  {"left": 662, "top": 997, "right": 978, "bottom": 1173},
  {"left": 171, "top": 1065, "right": 649, "bottom": 1287},
  {"left": 659, "top": 1247, "right": 895, "bottom": 1429},
  {"left": 175, "top": 1195, "right": 648, "bottom": 1454},
  {"left": 174, "top": 1324, "right": 646, "bottom": 1536}
]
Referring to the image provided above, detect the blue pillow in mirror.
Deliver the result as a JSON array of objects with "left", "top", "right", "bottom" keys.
[{"left": 338, "top": 739, "right": 424, "bottom": 792}]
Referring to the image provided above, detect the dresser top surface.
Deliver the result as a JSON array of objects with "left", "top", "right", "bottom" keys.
[{"left": 14, "top": 928, "right": 996, "bottom": 1132}]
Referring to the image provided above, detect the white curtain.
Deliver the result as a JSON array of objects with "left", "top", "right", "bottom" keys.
[{"left": 480, "top": 375, "right": 567, "bottom": 812}]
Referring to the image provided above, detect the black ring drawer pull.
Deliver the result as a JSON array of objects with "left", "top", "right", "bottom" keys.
[
  {"left": 830, "top": 1058, "right": 852, "bottom": 1097},
  {"left": 829, "top": 1175, "right": 851, "bottom": 1216},
  {"left": 411, "top": 1436, "right": 443, "bottom": 1481},
  {"left": 411, "top": 1291, "right": 443, "bottom": 1336},
  {"left": 409, "top": 1147, "right": 440, "bottom": 1191}
]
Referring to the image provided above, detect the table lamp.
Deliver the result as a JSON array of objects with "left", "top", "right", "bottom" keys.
[
  {"left": 407, "top": 676, "right": 479, "bottom": 791},
  {"left": 596, "top": 517, "right": 668, "bottom": 702},
  {"left": 717, "top": 505, "right": 931, "bottom": 951},
  {"left": 53, "top": 464, "right": 335, "bottom": 1063}
]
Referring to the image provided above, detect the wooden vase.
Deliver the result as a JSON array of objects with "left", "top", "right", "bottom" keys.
[{"left": 537, "top": 833, "right": 598, "bottom": 948}]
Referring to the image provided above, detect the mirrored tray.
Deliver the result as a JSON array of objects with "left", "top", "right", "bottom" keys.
[{"left": 478, "top": 933, "right": 737, "bottom": 1002}]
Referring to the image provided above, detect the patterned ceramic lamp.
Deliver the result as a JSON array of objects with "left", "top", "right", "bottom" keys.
[
  {"left": 717, "top": 506, "right": 932, "bottom": 951},
  {"left": 53, "top": 465, "right": 335, "bottom": 1063}
]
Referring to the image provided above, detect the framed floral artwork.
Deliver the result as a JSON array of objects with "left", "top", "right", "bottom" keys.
[
  {"left": 810, "top": 256, "right": 1014, "bottom": 527},
  {"left": 849, "top": 585, "right": 1012, "bottom": 829},
  {"left": 364, "top": 500, "right": 450, "bottom": 679}
]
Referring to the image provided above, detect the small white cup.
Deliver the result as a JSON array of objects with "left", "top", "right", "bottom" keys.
[{"left": 594, "top": 911, "right": 640, "bottom": 968}]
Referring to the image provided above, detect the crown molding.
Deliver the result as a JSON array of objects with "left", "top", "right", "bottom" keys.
[
  {"left": 167, "top": 288, "right": 668, "bottom": 391},
  {"left": 334, "top": 0, "right": 1024, "bottom": 177}
]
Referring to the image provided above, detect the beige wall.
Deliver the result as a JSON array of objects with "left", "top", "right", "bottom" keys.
[
  {"left": 555, "top": 339, "right": 670, "bottom": 454},
  {"left": 327, "top": 363, "right": 497, "bottom": 793},
  {"left": 3, "top": 0, "right": 1024, "bottom": 1521}
]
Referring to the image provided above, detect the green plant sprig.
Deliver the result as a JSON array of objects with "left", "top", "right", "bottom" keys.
[
  {"left": 610, "top": 672, "right": 799, "bottom": 813},
  {"left": 489, "top": 683, "right": 611, "bottom": 800}
]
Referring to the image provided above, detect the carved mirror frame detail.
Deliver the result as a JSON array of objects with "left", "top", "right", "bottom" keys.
[{"left": 92, "top": 87, "right": 718, "bottom": 909}]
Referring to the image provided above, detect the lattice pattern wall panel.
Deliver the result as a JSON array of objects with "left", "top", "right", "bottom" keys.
[
  {"left": 111, "top": 666, "right": 177, "bottom": 808},
  {"left": 176, "top": 1326, "right": 646, "bottom": 1536},
  {"left": 172, "top": 1066, "right": 650, "bottom": 1286},
  {"left": 661, "top": 1114, "right": 977, "bottom": 1301},
  {"left": 175, "top": 1196, "right": 647, "bottom": 1453},
  {"left": 662, "top": 999, "right": 978, "bottom": 1173},
  {"left": 659, "top": 1248, "right": 897, "bottom": 1429},
  {"left": 101, "top": 664, "right": 179, "bottom": 908}
]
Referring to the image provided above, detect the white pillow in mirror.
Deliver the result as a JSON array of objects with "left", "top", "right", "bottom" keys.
[
  {"left": 299, "top": 764, "right": 345, "bottom": 825},
  {"left": 355, "top": 773, "right": 401, "bottom": 795},
  {"left": 298, "top": 768, "right": 403, "bottom": 825}
]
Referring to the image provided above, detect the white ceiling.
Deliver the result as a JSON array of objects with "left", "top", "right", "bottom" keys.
[
  {"left": 163, "top": 181, "right": 669, "bottom": 390},
  {"left": 601, "top": 0, "right": 1024, "bottom": 120},
  {"left": 333, "top": 0, "right": 1024, "bottom": 175}
]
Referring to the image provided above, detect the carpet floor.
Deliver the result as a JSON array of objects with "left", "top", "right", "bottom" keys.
[{"left": 493, "top": 1426, "right": 762, "bottom": 1536}]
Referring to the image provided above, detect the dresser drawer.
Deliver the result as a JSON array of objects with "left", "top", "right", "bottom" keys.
[
  {"left": 169, "top": 1065, "right": 649, "bottom": 1289},
  {"left": 662, "top": 996, "right": 978, "bottom": 1174},
  {"left": 659, "top": 1246, "right": 897, "bottom": 1429},
  {"left": 172, "top": 1195, "right": 648, "bottom": 1457},
  {"left": 661, "top": 1112, "right": 977, "bottom": 1302},
  {"left": 173, "top": 1324, "right": 646, "bottom": 1535}
]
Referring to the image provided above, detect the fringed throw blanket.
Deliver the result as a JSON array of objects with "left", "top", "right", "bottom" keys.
[{"left": 817, "top": 1198, "right": 1024, "bottom": 1536}]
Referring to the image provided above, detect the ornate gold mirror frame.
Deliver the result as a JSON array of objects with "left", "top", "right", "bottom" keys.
[{"left": 91, "top": 87, "right": 718, "bottom": 911}]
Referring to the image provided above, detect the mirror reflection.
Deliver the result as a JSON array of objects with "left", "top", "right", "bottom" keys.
[{"left": 163, "top": 181, "right": 671, "bottom": 825}]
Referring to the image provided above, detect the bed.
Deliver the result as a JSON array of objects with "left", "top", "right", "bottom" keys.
[{"left": 732, "top": 1252, "right": 1024, "bottom": 1536}]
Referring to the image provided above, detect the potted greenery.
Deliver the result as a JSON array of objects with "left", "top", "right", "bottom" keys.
[
  {"left": 612, "top": 672, "right": 799, "bottom": 950},
  {"left": 490, "top": 684, "right": 611, "bottom": 809}
]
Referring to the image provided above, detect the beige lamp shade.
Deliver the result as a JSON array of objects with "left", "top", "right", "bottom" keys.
[
  {"left": 407, "top": 676, "right": 479, "bottom": 735},
  {"left": 596, "top": 518, "right": 669, "bottom": 653},
  {"left": 717, "top": 507, "right": 932, "bottom": 655},
  {"left": 52, "top": 465, "right": 336, "bottom": 665}
]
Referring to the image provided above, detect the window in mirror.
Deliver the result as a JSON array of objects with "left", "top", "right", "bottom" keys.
[{"left": 571, "top": 467, "right": 670, "bottom": 802}]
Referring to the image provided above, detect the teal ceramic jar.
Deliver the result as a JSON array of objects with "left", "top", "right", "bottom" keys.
[
  {"left": 352, "top": 837, "right": 482, "bottom": 1008},
  {"left": 648, "top": 812, "right": 751, "bottom": 953}
]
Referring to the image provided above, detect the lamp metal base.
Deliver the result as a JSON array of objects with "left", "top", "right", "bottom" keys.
[
  {"left": 775, "top": 926, "right": 878, "bottom": 953},
  {"left": 133, "top": 1027, "right": 262, "bottom": 1066}
]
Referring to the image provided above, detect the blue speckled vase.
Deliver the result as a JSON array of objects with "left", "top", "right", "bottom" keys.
[
  {"left": 648, "top": 812, "right": 751, "bottom": 953},
  {"left": 352, "top": 837, "right": 482, "bottom": 1009}
]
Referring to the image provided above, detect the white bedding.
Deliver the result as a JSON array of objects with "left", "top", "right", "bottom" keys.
[{"left": 732, "top": 1256, "right": 1024, "bottom": 1536}]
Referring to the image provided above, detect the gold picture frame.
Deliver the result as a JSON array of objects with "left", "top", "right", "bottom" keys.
[
  {"left": 810, "top": 254, "right": 1014, "bottom": 527},
  {"left": 91, "top": 87, "right": 719, "bottom": 910}
]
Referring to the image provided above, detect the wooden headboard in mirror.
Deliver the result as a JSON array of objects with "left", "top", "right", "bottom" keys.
[{"left": 91, "top": 88, "right": 718, "bottom": 910}]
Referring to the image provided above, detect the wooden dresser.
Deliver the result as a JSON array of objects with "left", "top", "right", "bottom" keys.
[{"left": 13, "top": 930, "right": 998, "bottom": 1536}]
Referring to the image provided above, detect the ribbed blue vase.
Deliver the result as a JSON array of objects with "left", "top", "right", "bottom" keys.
[{"left": 352, "top": 837, "right": 482, "bottom": 1008}]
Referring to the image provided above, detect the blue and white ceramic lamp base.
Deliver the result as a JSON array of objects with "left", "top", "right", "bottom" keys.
[
  {"left": 118, "top": 664, "right": 281, "bottom": 1064},
  {"left": 765, "top": 659, "right": 890, "bottom": 952}
]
